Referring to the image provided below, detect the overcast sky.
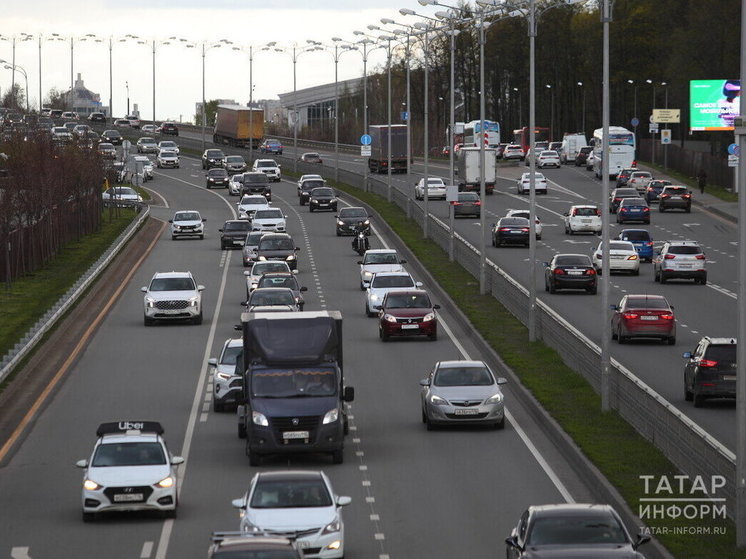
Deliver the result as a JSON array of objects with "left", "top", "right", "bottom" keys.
[{"left": 2, "top": 1, "right": 444, "bottom": 122}]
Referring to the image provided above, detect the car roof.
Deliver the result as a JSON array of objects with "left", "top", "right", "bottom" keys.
[
  {"left": 259, "top": 233, "right": 292, "bottom": 239},
  {"left": 665, "top": 239, "right": 700, "bottom": 246},
  {"left": 528, "top": 503, "right": 616, "bottom": 518},
  {"left": 152, "top": 271, "right": 193, "bottom": 279},
  {"left": 570, "top": 204, "right": 598, "bottom": 209},
  {"left": 212, "top": 535, "right": 297, "bottom": 552},
  {"left": 256, "top": 470, "right": 323, "bottom": 482},
  {"left": 365, "top": 249, "right": 397, "bottom": 255},
  {"left": 436, "top": 360, "right": 487, "bottom": 368},
  {"left": 371, "top": 271, "right": 412, "bottom": 278}
]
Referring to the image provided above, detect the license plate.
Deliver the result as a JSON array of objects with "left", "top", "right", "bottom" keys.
[
  {"left": 568, "top": 270, "right": 583, "bottom": 275},
  {"left": 724, "top": 375, "right": 737, "bottom": 381},
  {"left": 282, "top": 431, "right": 309, "bottom": 440},
  {"left": 113, "top": 493, "right": 144, "bottom": 502},
  {"left": 510, "top": 230, "right": 523, "bottom": 234},
  {"left": 678, "top": 264, "right": 693, "bottom": 269},
  {"left": 454, "top": 408, "right": 479, "bottom": 416},
  {"left": 319, "top": 203, "right": 328, "bottom": 206},
  {"left": 401, "top": 324, "right": 419, "bottom": 330},
  {"left": 640, "top": 316, "right": 658, "bottom": 321},
  {"left": 581, "top": 219, "right": 592, "bottom": 223}
]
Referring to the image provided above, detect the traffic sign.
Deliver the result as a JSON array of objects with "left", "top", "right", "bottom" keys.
[
  {"left": 649, "top": 123, "right": 659, "bottom": 133},
  {"left": 652, "top": 109, "right": 681, "bottom": 123},
  {"left": 631, "top": 117, "right": 640, "bottom": 127},
  {"left": 729, "top": 154, "right": 739, "bottom": 167},
  {"left": 360, "top": 134, "right": 372, "bottom": 146},
  {"left": 661, "top": 129, "right": 671, "bottom": 144},
  {"left": 361, "top": 145, "right": 371, "bottom": 157},
  {"left": 401, "top": 111, "right": 409, "bottom": 122},
  {"left": 728, "top": 143, "right": 740, "bottom": 156}
]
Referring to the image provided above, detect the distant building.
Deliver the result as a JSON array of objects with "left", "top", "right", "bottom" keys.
[{"left": 62, "top": 73, "right": 108, "bottom": 117}]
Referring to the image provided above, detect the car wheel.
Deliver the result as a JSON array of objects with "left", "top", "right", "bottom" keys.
[
  {"left": 193, "top": 312, "right": 203, "bottom": 325},
  {"left": 693, "top": 394, "right": 706, "bottom": 408},
  {"left": 684, "top": 381, "right": 694, "bottom": 401},
  {"left": 660, "top": 272, "right": 667, "bottom": 284},
  {"left": 611, "top": 328, "right": 618, "bottom": 340},
  {"left": 425, "top": 416, "right": 436, "bottom": 431},
  {"left": 699, "top": 276, "right": 707, "bottom": 285},
  {"left": 544, "top": 280, "right": 549, "bottom": 292},
  {"left": 654, "top": 268, "right": 660, "bottom": 282},
  {"left": 548, "top": 281, "right": 556, "bottom": 294},
  {"left": 536, "top": 234, "right": 541, "bottom": 241},
  {"left": 686, "top": 206, "right": 691, "bottom": 213},
  {"left": 632, "top": 268, "right": 640, "bottom": 276},
  {"left": 380, "top": 328, "right": 389, "bottom": 342},
  {"left": 238, "top": 422, "right": 247, "bottom": 439},
  {"left": 199, "top": 234, "right": 204, "bottom": 240},
  {"left": 309, "top": 207, "right": 314, "bottom": 213},
  {"left": 213, "top": 399, "right": 224, "bottom": 413},
  {"left": 144, "top": 316, "right": 154, "bottom": 327},
  {"left": 365, "top": 303, "right": 374, "bottom": 318},
  {"left": 248, "top": 449, "right": 262, "bottom": 467},
  {"left": 429, "top": 330, "right": 437, "bottom": 341},
  {"left": 163, "top": 507, "right": 177, "bottom": 520},
  {"left": 491, "top": 235, "right": 496, "bottom": 247},
  {"left": 618, "top": 329, "right": 626, "bottom": 344},
  {"left": 171, "top": 235, "right": 176, "bottom": 240},
  {"left": 336, "top": 230, "right": 342, "bottom": 237},
  {"left": 421, "top": 407, "right": 428, "bottom": 424},
  {"left": 588, "top": 286, "right": 597, "bottom": 295},
  {"left": 667, "top": 336, "right": 676, "bottom": 345},
  {"left": 331, "top": 449, "right": 344, "bottom": 464}
]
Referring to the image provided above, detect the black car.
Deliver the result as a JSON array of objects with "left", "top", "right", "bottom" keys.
[
  {"left": 308, "top": 187, "right": 338, "bottom": 212},
  {"left": 241, "top": 172, "right": 272, "bottom": 200},
  {"left": 256, "top": 272, "right": 308, "bottom": 311},
  {"left": 335, "top": 206, "right": 370, "bottom": 236},
  {"left": 202, "top": 148, "right": 226, "bottom": 170},
  {"left": 644, "top": 179, "right": 672, "bottom": 204},
  {"left": 298, "top": 178, "right": 326, "bottom": 205},
  {"left": 616, "top": 197, "right": 650, "bottom": 224},
  {"left": 492, "top": 217, "right": 530, "bottom": 247},
  {"left": 254, "top": 233, "right": 299, "bottom": 270},
  {"left": 683, "top": 337, "right": 737, "bottom": 407},
  {"left": 544, "top": 253, "right": 597, "bottom": 294},
  {"left": 88, "top": 112, "right": 106, "bottom": 123},
  {"left": 101, "top": 129, "right": 123, "bottom": 145},
  {"left": 615, "top": 167, "right": 638, "bottom": 186},
  {"left": 259, "top": 138, "right": 283, "bottom": 154},
  {"left": 609, "top": 187, "right": 639, "bottom": 213},
  {"left": 658, "top": 185, "right": 692, "bottom": 212},
  {"left": 219, "top": 220, "right": 253, "bottom": 250},
  {"left": 206, "top": 168, "right": 229, "bottom": 189},
  {"left": 160, "top": 122, "right": 179, "bottom": 136},
  {"left": 506, "top": 504, "right": 650, "bottom": 559},
  {"left": 573, "top": 146, "right": 592, "bottom": 166}
]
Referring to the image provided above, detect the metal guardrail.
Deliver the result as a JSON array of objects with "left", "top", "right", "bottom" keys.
[{"left": 0, "top": 204, "right": 151, "bottom": 384}]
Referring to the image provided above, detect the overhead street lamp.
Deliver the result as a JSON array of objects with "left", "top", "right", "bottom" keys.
[
  {"left": 186, "top": 39, "right": 231, "bottom": 151},
  {"left": 0, "top": 34, "right": 33, "bottom": 110},
  {"left": 1, "top": 62, "right": 28, "bottom": 112},
  {"left": 67, "top": 34, "right": 99, "bottom": 112},
  {"left": 35, "top": 34, "right": 65, "bottom": 113},
  {"left": 139, "top": 37, "right": 190, "bottom": 126}
]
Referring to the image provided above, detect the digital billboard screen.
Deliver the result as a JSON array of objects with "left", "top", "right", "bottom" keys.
[{"left": 690, "top": 79, "right": 741, "bottom": 131}]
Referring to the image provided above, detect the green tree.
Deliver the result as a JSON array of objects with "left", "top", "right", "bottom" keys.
[{"left": 194, "top": 100, "right": 219, "bottom": 126}]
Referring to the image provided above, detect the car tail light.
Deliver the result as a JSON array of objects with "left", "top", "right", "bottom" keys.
[
  {"left": 646, "top": 242, "right": 653, "bottom": 246},
  {"left": 521, "top": 228, "right": 530, "bottom": 232},
  {"left": 682, "top": 193, "right": 691, "bottom": 198},
  {"left": 554, "top": 268, "right": 565, "bottom": 275},
  {"left": 475, "top": 201, "right": 482, "bottom": 206},
  {"left": 499, "top": 227, "right": 511, "bottom": 232},
  {"left": 660, "top": 313, "right": 675, "bottom": 320},
  {"left": 614, "top": 197, "right": 621, "bottom": 202},
  {"left": 585, "top": 269, "right": 597, "bottom": 275},
  {"left": 620, "top": 208, "right": 628, "bottom": 212},
  {"left": 596, "top": 209, "right": 602, "bottom": 216},
  {"left": 664, "top": 254, "right": 676, "bottom": 260},
  {"left": 622, "top": 313, "right": 638, "bottom": 319},
  {"left": 632, "top": 160, "right": 637, "bottom": 166},
  {"left": 453, "top": 202, "right": 462, "bottom": 206},
  {"left": 698, "top": 359, "right": 718, "bottom": 368},
  {"left": 695, "top": 254, "right": 706, "bottom": 260},
  {"left": 660, "top": 194, "right": 670, "bottom": 199},
  {"left": 643, "top": 207, "right": 650, "bottom": 212}
]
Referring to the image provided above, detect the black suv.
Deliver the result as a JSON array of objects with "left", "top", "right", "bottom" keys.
[
  {"left": 241, "top": 172, "right": 271, "bottom": 200},
  {"left": 683, "top": 337, "right": 737, "bottom": 407},
  {"left": 574, "top": 146, "right": 592, "bottom": 166},
  {"left": 206, "top": 168, "right": 229, "bottom": 189},
  {"left": 101, "top": 129, "right": 123, "bottom": 145},
  {"left": 88, "top": 112, "right": 106, "bottom": 123},
  {"left": 218, "top": 220, "right": 253, "bottom": 250},
  {"left": 202, "top": 149, "right": 226, "bottom": 170},
  {"left": 160, "top": 122, "right": 179, "bottom": 136},
  {"left": 298, "top": 178, "right": 326, "bottom": 205},
  {"left": 308, "top": 187, "right": 338, "bottom": 212},
  {"left": 254, "top": 233, "right": 299, "bottom": 270}
]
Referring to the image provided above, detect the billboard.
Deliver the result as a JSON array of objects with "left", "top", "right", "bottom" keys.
[{"left": 690, "top": 80, "right": 741, "bottom": 131}]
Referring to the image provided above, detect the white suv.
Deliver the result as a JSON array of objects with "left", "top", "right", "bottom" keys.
[
  {"left": 653, "top": 240, "right": 707, "bottom": 285},
  {"left": 253, "top": 159, "right": 281, "bottom": 182},
  {"left": 563, "top": 205, "right": 602, "bottom": 235},
  {"left": 142, "top": 271, "right": 205, "bottom": 325},
  {"left": 208, "top": 338, "right": 243, "bottom": 412},
  {"left": 170, "top": 210, "right": 205, "bottom": 240}
]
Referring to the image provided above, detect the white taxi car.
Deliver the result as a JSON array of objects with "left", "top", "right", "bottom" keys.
[
  {"left": 170, "top": 210, "right": 206, "bottom": 240},
  {"left": 76, "top": 421, "right": 183, "bottom": 521}
]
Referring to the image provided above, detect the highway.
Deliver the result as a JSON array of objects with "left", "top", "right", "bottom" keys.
[
  {"left": 182, "top": 130, "right": 741, "bottom": 452},
  {"left": 0, "top": 154, "right": 609, "bottom": 558}
]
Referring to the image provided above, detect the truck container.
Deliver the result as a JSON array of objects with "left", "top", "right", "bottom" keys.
[
  {"left": 456, "top": 146, "right": 497, "bottom": 194},
  {"left": 368, "top": 124, "right": 408, "bottom": 174},
  {"left": 236, "top": 310, "right": 354, "bottom": 466},
  {"left": 213, "top": 105, "right": 264, "bottom": 148}
]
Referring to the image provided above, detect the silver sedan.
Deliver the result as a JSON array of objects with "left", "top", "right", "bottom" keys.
[{"left": 420, "top": 360, "right": 507, "bottom": 430}]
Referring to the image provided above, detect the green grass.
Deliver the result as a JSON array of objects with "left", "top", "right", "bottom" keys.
[
  {"left": 642, "top": 160, "right": 738, "bottom": 203},
  {"left": 293, "top": 168, "right": 742, "bottom": 558},
  {"left": 0, "top": 209, "right": 137, "bottom": 362}
]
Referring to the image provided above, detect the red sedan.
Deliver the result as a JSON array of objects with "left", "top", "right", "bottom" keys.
[
  {"left": 378, "top": 290, "right": 439, "bottom": 341},
  {"left": 611, "top": 294, "right": 676, "bottom": 345}
]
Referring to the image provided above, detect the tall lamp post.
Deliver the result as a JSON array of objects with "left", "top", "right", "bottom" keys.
[
  {"left": 36, "top": 34, "right": 65, "bottom": 113},
  {"left": 187, "top": 40, "right": 231, "bottom": 151},
  {"left": 1, "top": 63, "right": 28, "bottom": 112},
  {"left": 0, "top": 34, "right": 33, "bottom": 110},
  {"left": 350, "top": 35, "right": 381, "bottom": 192},
  {"left": 546, "top": 84, "right": 554, "bottom": 138},
  {"left": 143, "top": 37, "right": 189, "bottom": 126},
  {"left": 577, "top": 81, "right": 586, "bottom": 134}
]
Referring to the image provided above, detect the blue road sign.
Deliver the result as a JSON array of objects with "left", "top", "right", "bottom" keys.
[
  {"left": 360, "top": 134, "right": 372, "bottom": 146},
  {"left": 401, "top": 111, "right": 409, "bottom": 122},
  {"left": 631, "top": 117, "right": 640, "bottom": 127},
  {"left": 728, "top": 143, "right": 740, "bottom": 156}
]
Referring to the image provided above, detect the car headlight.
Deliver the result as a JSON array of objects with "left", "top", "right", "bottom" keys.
[
  {"left": 216, "top": 371, "right": 232, "bottom": 381},
  {"left": 155, "top": 476, "right": 175, "bottom": 489},
  {"left": 286, "top": 255, "right": 296, "bottom": 261},
  {"left": 322, "top": 517, "right": 342, "bottom": 535},
  {"left": 258, "top": 256, "right": 267, "bottom": 261},
  {"left": 383, "top": 313, "right": 397, "bottom": 323},
  {"left": 430, "top": 394, "right": 448, "bottom": 406},
  {"left": 370, "top": 294, "right": 379, "bottom": 301},
  {"left": 83, "top": 479, "right": 102, "bottom": 491},
  {"left": 311, "top": 199, "right": 318, "bottom": 203},
  {"left": 145, "top": 296, "right": 155, "bottom": 308},
  {"left": 252, "top": 411, "right": 268, "bottom": 426},
  {"left": 485, "top": 392, "right": 504, "bottom": 405},
  {"left": 363, "top": 220, "right": 370, "bottom": 225},
  {"left": 173, "top": 224, "right": 181, "bottom": 230},
  {"left": 189, "top": 297, "right": 199, "bottom": 307},
  {"left": 363, "top": 271, "right": 373, "bottom": 279},
  {"left": 337, "top": 220, "right": 344, "bottom": 226},
  {"left": 422, "top": 312, "right": 435, "bottom": 322},
  {"left": 322, "top": 407, "right": 340, "bottom": 424}
]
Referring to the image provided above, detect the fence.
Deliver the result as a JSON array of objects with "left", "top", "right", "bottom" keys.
[{"left": 639, "top": 139, "right": 733, "bottom": 190}]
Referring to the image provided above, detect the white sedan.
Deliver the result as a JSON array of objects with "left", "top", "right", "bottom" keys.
[
  {"left": 250, "top": 208, "right": 286, "bottom": 233},
  {"left": 237, "top": 195, "right": 270, "bottom": 220},
  {"left": 537, "top": 150, "right": 560, "bottom": 168},
  {"left": 414, "top": 177, "right": 447, "bottom": 200},
  {"left": 229, "top": 174, "right": 244, "bottom": 196},
  {"left": 505, "top": 209, "right": 543, "bottom": 240},
  {"left": 591, "top": 240, "right": 640, "bottom": 275},
  {"left": 516, "top": 172, "right": 547, "bottom": 195},
  {"left": 365, "top": 271, "right": 421, "bottom": 316}
]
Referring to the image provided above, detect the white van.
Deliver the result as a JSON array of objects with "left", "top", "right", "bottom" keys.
[{"left": 560, "top": 133, "right": 588, "bottom": 164}]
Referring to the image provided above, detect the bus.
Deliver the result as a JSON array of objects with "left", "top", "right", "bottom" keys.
[
  {"left": 512, "top": 126, "right": 550, "bottom": 154},
  {"left": 591, "top": 126, "right": 636, "bottom": 179},
  {"left": 464, "top": 120, "right": 500, "bottom": 148}
]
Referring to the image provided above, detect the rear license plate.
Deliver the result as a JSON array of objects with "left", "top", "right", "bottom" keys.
[
  {"left": 678, "top": 264, "right": 693, "bottom": 269},
  {"left": 454, "top": 409, "right": 479, "bottom": 416},
  {"left": 724, "top": 375, "right": 737, "bottom": 381},
  {"left": 510, "top": 230, "right": 523, "bottom": 234},
  {"left": 581, "top": 219, "right": 592, "bottom": 223},
  {"left": 640, "top": 316, "right": 658, "bottom": 321},
  {"left": 113, "top": 493, "right": 144, "bottom": 502},
  {"left": 401, "top": 324, "right": 419, "bottom": 330},
  {"left": 568, "top": 270, "right": 583, "bottom": 275},
  {"left": 282, "top": 431, "right": 309, "bottom": 440}
]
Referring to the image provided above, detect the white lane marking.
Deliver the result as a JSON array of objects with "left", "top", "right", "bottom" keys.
[
  {"left": 142, "top": 186, "right": 169, "bottom": 208},
  {"left": 154, "top": 173, "right": 238, "bottom": 218},
  {"left": 140, "top": 541, "right": 154, "bottom": 558},
  {"left": 11, "top": 548, "right": 31, "bottom": 559}
]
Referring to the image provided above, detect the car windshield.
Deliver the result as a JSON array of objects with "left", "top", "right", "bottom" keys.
[
  {"left": 632, "top": 172, "right": 652, "bottom": 178},
  {"left": 621, "top": 231, "right": 650, "bottom": 241},
  {"left": 175, "top": 212, "right": 201, "bottom": 221},
  {"left": 384, "top": 293, "right": 431, "bottom": 309},
  {"left": 224, "top": 222, "right": 251, "bottom": 232},
  {"left": 161, "top": 142, "right": 177, "bottom": 148},
  {"left": 254, "top": 210, "right": 282, "bottom": 219},
  {"left": 226, "top": 156, "right": 244, "bottom": 163},
  {"left": 435, "top": 366, "right": 493, "bottom": 386},
  {"left": 500, "top": 218, "right": 529, "bottom": 227},
  {"left": 625, "top": 297, "right": 670, "bottom": 310},
  {"left": 608, "top": 242, "right": 634, "bottom": 251},
  {"left": 141, "top": 138, "right": 156, "bottom": 144},
  {"left": 252, "top": 263, "right": 288, "bottom": 275},
  {"left": 459, "top": 193, "right": 479, "bottom": 201},
  {"left": 257, "top": 161, "right": 276, "bottom": 168},
  {"left": 371, "top": 275, "right": 414, "bottom": 288},
  {"left": 245, "top": 174, "right": 269, "bottom": 184},
  {"left": 242, "top": 197, "right": 267, "bottom": 205},
  {"left": 527, "top": 514, "right": 627, "bottom": 545},
  {"left": 245, "top": 232, "right": 265, "bottom": 245},
  {"left": 705, "top": 345, "right": 737, "bottom": 361},
  {"left": 340, "top": 208, "right": 367, "bottom": 218},
  {"left": 364, "top": 253, "right": 399, "bottom": 265},
  {"left": 302, "top": 180, "right": 325, "bottom": 190},
  {"left": 259, "top": 238, "right": 294, "bottom": 250},
  {"left": 621, "top": 199, "right": 646, "bottom": 206},
  {"left": 540, "top": 151, "right": 558, "bottom": 157},
  {"left": 160, "top": 150, "right": 176, "bottom": 156},
  {"left": 149, "top": 277, "right": 196, "bottom": 291},
  {"left": 251, "top": 367, "right": 337, "bottom": 399},
  {"left": 258, "top": 276, "right": 298, "bottom": 289},
  {"left": 206, "top": 150, "right": 223, "bottom": 157},
  {"left": 249, "top": 290, "right": 295, "bottom": 306},
  {"left": 220, "top": 345, "right": 242, "bottom": 366},
  {"left": 250, "top": 477, "right": 332, "bottom": 509},
  {"left": 92, "top": 442, "right": 166, "bottom": 467},
  {"left": 312, "top": 188, "right": 333, "bottom": 197},
  {"left": 664, "top": 187, "right": 688, "bottom": 194},
  {"left": 555, "top": 256, "right": 590, "bottom": 266},
  {"left": 668, "top": 245, "right": 702, "bottom": 255},
  {"left": 614, "top": 189, "right": 637, "bottom": 196}
]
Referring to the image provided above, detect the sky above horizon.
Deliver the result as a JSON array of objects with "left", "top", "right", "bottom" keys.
[{"left": 2, "top": 1, "right": 446, "bottom": 122}]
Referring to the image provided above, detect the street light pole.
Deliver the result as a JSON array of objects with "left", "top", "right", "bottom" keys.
[{"left": 578, "top": 81, "right": 585, "bottom": 134}]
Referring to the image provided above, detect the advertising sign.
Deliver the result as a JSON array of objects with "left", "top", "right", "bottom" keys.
[{"left": 690, "top": 80, "right": 741, "bottom": 131}]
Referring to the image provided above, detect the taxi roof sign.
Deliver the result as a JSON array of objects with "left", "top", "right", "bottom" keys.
[{"left": 97, "top": 421, "right": 164, "bottom": 437}]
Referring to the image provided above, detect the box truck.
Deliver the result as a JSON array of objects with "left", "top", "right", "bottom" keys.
[
  {"left": 213, "top": 105, "right": 264, "bottom": 148},
  {"left": 456, "top": 146, "right": 497, "bottom": 194},
  {"left": 368, "top": 124, "right": 408, "bottom": 174}
]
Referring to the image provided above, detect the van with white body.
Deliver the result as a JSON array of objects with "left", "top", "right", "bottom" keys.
[
  {"left": 456, "top": 147, "right": 497, "bottom": 194},
  {"left": 560, "top": 133, "right": 588, "bottom": 164}
]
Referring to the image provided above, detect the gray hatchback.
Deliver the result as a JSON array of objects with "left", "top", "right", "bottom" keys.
[{"left": 420, "top": 360, "right": 507, "bottom": 430}]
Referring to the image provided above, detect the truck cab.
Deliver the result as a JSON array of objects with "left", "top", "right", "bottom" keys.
[{"left": 237, "top": 311, "right": 354, "bottom": 466}]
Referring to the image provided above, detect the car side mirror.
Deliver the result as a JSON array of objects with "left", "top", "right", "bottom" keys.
[
  {"left": 433, "top": 304, "right": 441, "bottom": 310},
  {"left": 240, "top": 301, "right": 248, "bottom": 307},
  {"left": 400, "top": 259, "right": 407, "bottom": 264},
  {"left": 357, "top": 261, "right": 363, "bottom": 265},
  {"left": 234, "top": 324, "right": 242, "bottom": 331},
  {"left": 208, "top": 358, "right": 218, "bottom": 366},
  {"left": 197, "top": 285, "right": 205, "bottom": 291},
  {"left": 415, "top": 281, "right": 423, "bottom": 287},
  {"left": 171, "top": 456, "right": 185, "bottom": 466},
  {"left": 292, "top": 269, "right": 298, "bottom": 275},
  {"left": 141, "top": 286, "right": 147, "bottom": 292},
  {"left": 343, "top": 386, "right": 355, "bottom": 402},
  {"left": 610, "top": 304, "right": 618, "bottom": 310},
  {"left": 202, "top": 218, "right": 207, "bottom": 222},
  {"left": 682, "top": 352, "right": 693, "bottom": 359},
  {"left": 337, "top": 496, "right": 352, "bottom": 507},
  {"left": 168, "top": 219, "right": 173, "bottom": 223},
  {"left": 635, "top": 533, "right": 651, "bottom": 548},
  {"left": 496, "top": 377, "right": 508, "bottom": 385},
  {"left": 294, "top": 247, "right": 300, "bottom": 251},
  {"left": 300, "top": 286, "right": 308, "bottom": 292},
  {"left": 505, "top": 536, "right": 521, "bottom": 551},
  {"left": 419, "top": 378, "right": 430, "bottom": 386},
  {"left": 218, "top": 229, "right": 223, "bottom": 233},
  {"left": 243, "top": 271, "right": 251, "bottom": 276},
  {"left": 231, "top": 499, "right": 245, "bottom": 510},
  {"left": 75, "top": 459, "right": 88, "bottom": 468}
]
